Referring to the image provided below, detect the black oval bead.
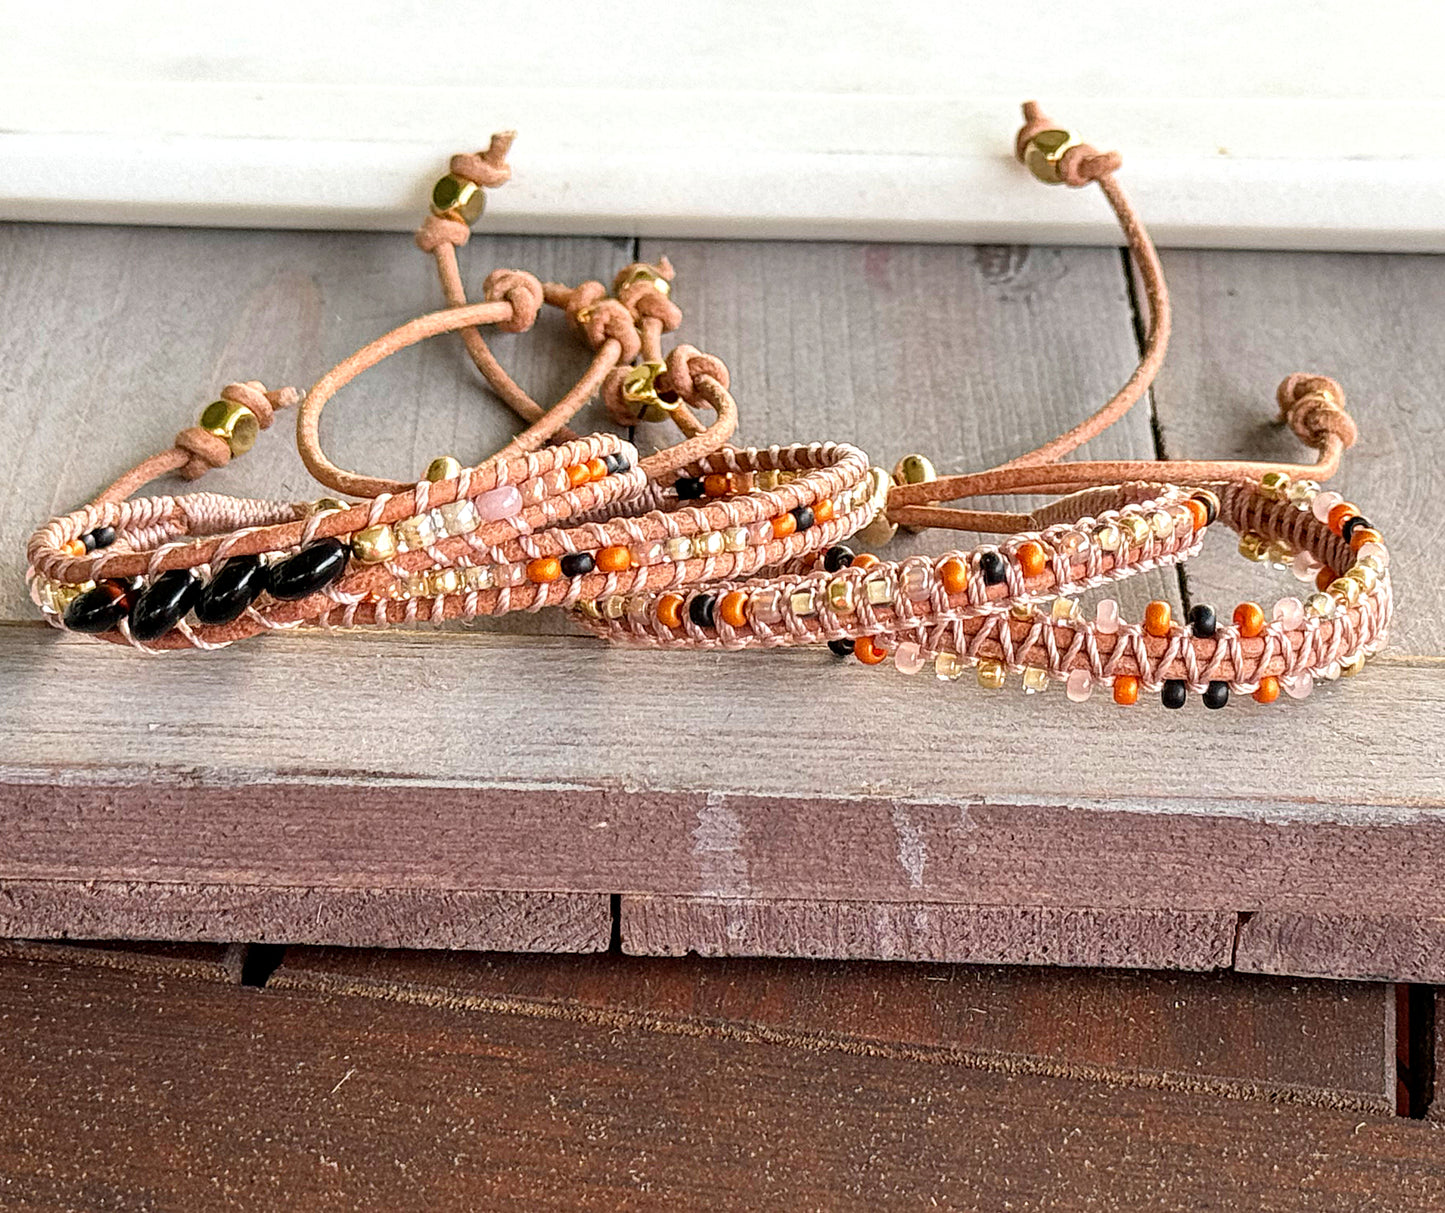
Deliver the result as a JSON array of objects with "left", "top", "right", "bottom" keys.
[
  {"left": 674, "top": 476, "right": 705, "bottom": 500},
  {"left": 195, "top": 555, "right": 271, "bottom": 625},
  {"left": 979, "top": 551, "right": 1007, "bottom": 585},
  {"left": 613, "top": 455, "right": 631, "bottom": 474},
  {"left": 90, "top": 525, "right": 116, "bottom": 550},
  {"left": 827, "top": 638, "right": 855, "bottom": 658},
  {"left": 560, "top": 552, "right": 595, "bottom": 577},
  {"left": 1190, "top": 493, "right": 1218, "bottom": 525},
  {"left": 1161, "top": 680, "right": 1188, "bottom": 710},
  {"left": 602, "top": 453, "right": 622, "bottom": 473},
  {"left": 822, "top": 545, "right": 855, "bottom": 573},
  {"left": 791, "top": 506, "right": 815, "bottom": 532},
  {"left": 1341, "top": 515, "right": 1371, "bottom": 542},
  {"left": 128, "top": 569, "right": 202, "bottom": 641},
  {"left": 1203, "top": 681, "right": 1230, "bottom": 710},
  {"left": 1188, "top": 604, "right": 1217, "bottom": 638},
  {"left": 688, "top": 593, "right": 716, "bottom": 629},
  {"left": 81, "top": 531, "right": 97, "bottom": 552},
  {"left": 64, "top": 580, "right": 132, "bottom": 634},
  {"left": 267, "top": 538, "right": 350, "bottom": 601}
]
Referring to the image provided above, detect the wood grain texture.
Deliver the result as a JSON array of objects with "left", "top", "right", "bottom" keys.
[
  {"left": 4, "top": 953, "right": 1439, "bottom": 1211},
  {"left": 0, "top": 880, "right": 609, "bottom": 951},
  {"left": 1145, "top": 248, "right": 1444, "bottom": 655},
  {"left": 620, "top": 896, "right": 1237, "bottom": 969},
  {"left": 0, "top": 937, "right": 247, "bottom": 983},
  {"left": 276, "top": 947, "right": 1399, "bottom": 1113},
  {"left": 1236, "top": 912, "right": 1445, "bottom": 984}
]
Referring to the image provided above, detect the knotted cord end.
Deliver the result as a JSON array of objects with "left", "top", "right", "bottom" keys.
[{"left": 1276, "top": 373, "right": 1357, "bottom": 455}]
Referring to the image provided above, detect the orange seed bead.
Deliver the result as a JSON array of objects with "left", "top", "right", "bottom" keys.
[
  {"left": 719, "top": 591, "right": 749, "bottom": 629},
  {"left": 566, "top": 464, "right": 589, "bottom": 488},
  {"left": 1316, "top": 567, "right": 1336, "bottom": 592},
  {"left": 771, "top": 513, "right": 797, "bottom": 539},
  {"left": 1183, "top": 498, "right": 1209, "bottom": 531},
  {"left": 940, "top": 558, "right": 967, "bottom": 595},
  {"left": 1017, "top": 540, "right": 1046, "bottom": 579},
  {"left": 656, "top": 593, "right": 685, "bottom": 629},
  {"left": 1233, "top": 601, "right": 1265, "bottom": 637},
  {"left": 814, "top": 498, "right": 835, "bottom": 524},
  {"left": 596, "top": 545, "right": 632, "bottom": 573},
  {"left": 526, "top": 556, "right": 561, "bottom": 583},
  {"left": 1143, "top": 600, "right": 1172, "bottom": 637},
  {"left": 586, "top": 457, "right": 609, "bottom": 482},
  {"left": 1327, "top": 501, "right": 1358, "bottom": 536},
  {"left": 1112, "top": 675, "right": 1140, "bottom": 706},
  {"left": 851, "top": 553, "right": 881, "bottom": 571},
  {"left": 854, "top": 636, "right": 888, "bottom": 665},
  {"left": 704, "top": 473, "right": 731, "bottom": 498},
  {"left": 62, "top": 538, "right": 86, "bottom": 557},
  {"left": 1253, "top": 675, "right": 1280, "bottom": 704},
  {"left": 1349, "top": 527, "right": 1381, "bottom": 553}
]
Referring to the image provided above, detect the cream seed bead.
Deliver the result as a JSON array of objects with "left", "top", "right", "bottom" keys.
[
  {"left": 865, "top": 576, "right": 894, "bottom": 606},
  {"left": 463, "top": 565, "right": 493, "bottom": 590},
  {"left": 1059, "top": 530, "right": 1088, "bottom": 557},
  {"left": 828, "top": 579, "right": 857, "bottom": 614},
  {"left": 1065, "top": 669, "right": 1093, "bottom": 702},
  {"left": 603, "top": 595, "right": 628, "bottom": 619},
  {"left": 1022, "top": 667, "right": 1048, "bottom": 694},
  {"left": 1148, "top": 510, "right": 1173, "bottom": 538},
  {"left": 1305, "top": 592, "right": 1336, "bottom": 618},
  {"left": 1095, "top": 522, "right": 1122, "bottom": 551},
  {"left": 723, "top": 527, "right": 748, "bottom": 553},
  {"left": 935, "top": 652, "right": 963, "bottom": 681},
  {"left": 1051, "top": 597, "right": 1080, "bottom": 621},
  {"left": 696, "top": 530, "right": 725, "bottom": 557},
  {"left": 437, "top": 499, "right": 480, "bottom": 536},
  {"left": 976, "top": 659, "right": 1006, "bottom": 690},
  {"left": 894, "top": 641, "right": 925, "bottom": 675},
  {"left": 1122, "top": 515, "right": 1150, "bottom": 545},
  {"left": 395, "top": 513, "right": 439, "bottom": 551},
  {"left": 789, "top": 589, "right": 817, "bottom": 616},
  {"left": 1311, "top": 490, "right": 1343, "bottom": 524},
  {"left": 665, "top": 536, "right": 694, "bottom": 561}
]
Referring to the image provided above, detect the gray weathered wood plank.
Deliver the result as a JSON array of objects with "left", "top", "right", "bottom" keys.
[{"left": 1145, "top": 248, "right": 1442, "bottom": 655}]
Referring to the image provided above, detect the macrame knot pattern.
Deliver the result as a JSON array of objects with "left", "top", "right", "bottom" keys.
[
  {"left": 658, "top": 344, "right": 730, "bottom": 401},
  {"left": 615, "top": 258, "right": 683, "bottom": 331},
  {"left": 483, "top": 269, "right": 544, "bottom": 333},
  {"left": 450, "top": 132, "right": 516, "bottom": 190},
  {"left": 1014, "top": 101, "right": 1123, "bottom": 187},
  {"left": 1277, "top": 373, "right": 1356, "bottom": 453},
  {"left": 414, "top": 214, "right": 473, "bottom": 253},
  {"left": 566, "top": 281, "right": 642, "bottom": 363},
  {"left": 173, "top": 381, "right": 299, "bottom": 480}
]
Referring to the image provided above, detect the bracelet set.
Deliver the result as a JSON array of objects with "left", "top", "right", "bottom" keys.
[{"left": 23, "top": 103, "right": 1393, "bottom": 709}]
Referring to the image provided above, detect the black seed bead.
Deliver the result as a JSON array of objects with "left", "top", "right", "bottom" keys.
[
  {"left": 979, "top": 551, "right": 1007, "bottom": 586},
  {"left": 1341, "top": 515, "right": 1371, "bottom": 542},
  {"left": 1190, "top": 493, "right": 1218, "bottom": 525},
  {"left": 1188, "top": 604, "right": 1217, "bottom": 638},
  {"left": 1161, "top": 680, "right": 1188, "bottom": 710},
  {"left": 81, "top": 531, "right": 97, "bottom": 552},
  {"left": 91, "top": 525, "right": 116, "bottom": 550},
  {"left": 64, "top": 580, "right": 133, "bottom": 634},
  {"left": 561, "top": 552, "right": 595, "bottom": 577},
  {"left": 602, "top": 453, "right": 621, "bottom": 473},
  {"left": 613, "top": 455, "right": 631, "bottom": 474},
  {"left": 828, "top": 638, "right": 855, "bottom": 658},
  {"left": 195, "top": 554, "right": 271, "bottom": 625},
  {"left": 791, "top": 505, "right": 815, "bottom": 532},
  {"left": 688, "top": 593, "right": 716, "bottom": 629},
  {"left": 267, "top": 538, "right": 350, "bottom": 601},
  {"left": 128, "top": 569, "right": 201, "bottom": 642},
  {"left": 1203, "top": 681, "right": 1231, "bottom": 710},
  {"left": 822, "top": 545, "right": 855, "bottom": 572},
  {"left": 674, "top": 476, "right": 705, "bottom": 499}
]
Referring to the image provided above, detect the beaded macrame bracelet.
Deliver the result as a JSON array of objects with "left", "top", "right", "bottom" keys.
[{"left": 580, "top": 103, "right": 1392, "bottom": 708}]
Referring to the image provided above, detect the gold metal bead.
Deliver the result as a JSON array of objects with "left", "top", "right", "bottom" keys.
[
  {"left": 351, "top": 524, "right": 398, "bottom": 564},
  {"left": 430, "top": 174, "right": 486, "bottom": 225},
  {"left": 1122, "top": 514, "right": 1151, "bottom": 546},
  {"left": 976, "top": 658, "right": 1006, "bottom": 690},
  {"left": 1340, "top": 652, "right": 1367, "bottom": 677},
  {"left": 621, "top": 361, "right": 677, "bottom": 423},
  {"left": 1022, "top": 666, "right": 1049, "bottom": 694},
  {"left": 426, "top": 455, "right": 462, "bottom": 482},
  {"left": 309, "top": 497, "right": 348, "bottom": 516},
  {"left": 613, "top": 264, "right": 671, "bottom": 297},
  {"left": 1022, "top": 129, "right": 1083, "bottom": 185},
  {"left": 1259, "top": 470, "right": 1291, "bottom": 500},
  {"left": 199, "top": 399, "right": 260, "bottom": 456},
  {"left": 1329, "top": 576, "right": 1362, "bottom": 606},
  {"left": 576, "top": 598, "right": 601, "bottom": 619},
  {"left": 934, "top": 652, "right": 963, "bottom": 681},
  {"left": 1238, "top": 532, "right": 1268, "bottom": 562}
]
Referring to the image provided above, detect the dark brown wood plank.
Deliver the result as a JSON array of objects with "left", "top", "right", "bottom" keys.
[
  {"left": 3, "top": 954, "right": 1439, "bottom": 1211},
  {"left": 0, "top": 880, "right": 610, "bottom": 951},
  {"left": 1144, "top": 248, "right": 1443, "bottom": 656},
  {"left": 1237, "top": 913, "right": 1445, "bottom": 983},
  {"left": 0, "top": 937, "right": 246, "bottom": 983},
  {"left": 277, "top": 947, "right": 1398, "bottom": 1113}
]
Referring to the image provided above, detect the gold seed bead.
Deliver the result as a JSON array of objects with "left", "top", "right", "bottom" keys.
[
  {"left": 789, "top": 588, "right": 817, "bottom": 616},
  {"left": 1264, "top": 539, "right": 1294, "bottom": 567},
  {"left": 1340, "top": 652, "right": 1367, "bottom": 677},
  {"left": 1346, "top": 565, "right": 1379, "bottom": 592},
  {"left": 1022, "top": 128, "right": 1082, "bottom": 184},
  {"left": 576, "top": 598, "right": 601, "bottom": 619},
  {"left": 614, "top": 264, "right": 671, "bottom": 297},
  {"left": 976, "top": 659, "right": 1006, "bottom": 690},
  {"left": 1288, "top": 478, "right": 1320, "bottom": 503},
  {"left": 425, "top": 455, "right": 462, "bottom": 482},
  {"left": 755, "top": 468, "right": 780, "bottom": 491},
  {"left": 934, "top": 652, "right": 963, "bottom": 681},
  {"left": 1149, "top": 509, "right": 1173, "bottom": 538},
  {"left": 432, "top": 568, "right": 461, "bottom": 595},
  {"left": 723, "top": 526, "right": 748, "bottom": 553},
  {"left": 1022, "top": 666, "right": 1049, "bottom": 694},
  {"left": 431, "top": 174, "right": 486, "bottom": 224},
  {"left": 1329, "top": 576, "right": 1362, "bottom": 606},
  {"left": 463, "top": 565, "right": 493, "bottom": 590},
  {"left": 1122, "top": 514, "right": 1151, "bottom": 545},
  {"left": 437, "top": 499, "right": 480, "bottom": 536},
  {"left": 603, "top": 595, "right": 628, "bottom": 619},
  {"left": 1357, "top": 554, "right": 1386, "bottom": 576},
  {"left": 1238, "top": 532, "right": 1268, "bottom": 562},
  {"left": 310, "top": 497, "right": 348, "bottom": 516},
  {"left": 1260, "top": 470, "right": 1291, "bottom": 500},
  {"left": 1305, "top": 591, "right": 1336, "bottom": 618},
  {"left": 695, "top": 530, "right": 725, "bottom": 557},
  {"left": 351, "top": 524, "right": 398, "bottom": 564},
  {"left": 199, "top": 399, "right": 260, "bottom": 456},
  {"left": 1009, "top": 602, "right": 1034, "bottom": 621},
  {"left": 664, "top": 536, "right": 694, "bottom": 561},
  {"left": 827, "top": 579, "right": 856, "bottom": 614},
  {"left": 395, "top": 513, "right": 438, "bottom": 551},
  {"left": 1095, "top": 523, "right": 1122, "bottom": 551},
  {"left": 1050, "top": 597, "right": 1080, "bottom": 621}
]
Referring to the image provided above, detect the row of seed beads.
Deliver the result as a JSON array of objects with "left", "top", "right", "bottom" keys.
[
  {"left": 884, "top": 476, "right": 1388, "bottom": 708},
  {"left": 595, "top": 485, "right": 1206, "bottom": 649}
]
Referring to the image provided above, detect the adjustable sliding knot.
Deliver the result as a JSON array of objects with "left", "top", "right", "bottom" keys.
[
  {"left": 449, "top": 132, "right": 515, "bottom": 191},
  {"left": 174, "top": 382, "right": 299, "bottom": 480},
  {"left": 659, "top": 345, "right": 729, "bottom": 401},
  {"left": 1277, "top": 373, "right": 1356, "bottom": 453},
  {"left": 482, "top": 269, "right": 543, "bottom": 333},
  {"left": 1016, "top": 100, "right": 1121, "bottom": 187},
  {"left": 415, "top": 131, "right": 517, "bottom": 252}
]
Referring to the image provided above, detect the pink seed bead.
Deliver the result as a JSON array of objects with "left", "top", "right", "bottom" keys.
[
  {"left": 1311, "top": 490, "right": 1342, "bottom": 524},
  {"left": 1065, "top": 669, "right": 1093, "bottom": 702},
  {"left": 750, "top": 587, "right": 782, "bottom": 624},
  {"left": 474, "top": 485, "right": 523, "bottom": 522},
  {"left": 1094, "top": 599, "right": 1121, "bottom": 635},
  {"left": 1282, "top": 672, "right": 1314, "bottom": 699},
  {"left": 1291, "top": 550, "right": 1321, "bottom": 582},
  {"left": 1356, "top": 541, "right": 1388, "bottom": 567},
  {"left": 1272, "top": 596, "right": 1305, "bottom": 629},
  {"left": 893, "top": 641, "right": 925, "bottom": 675}
]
